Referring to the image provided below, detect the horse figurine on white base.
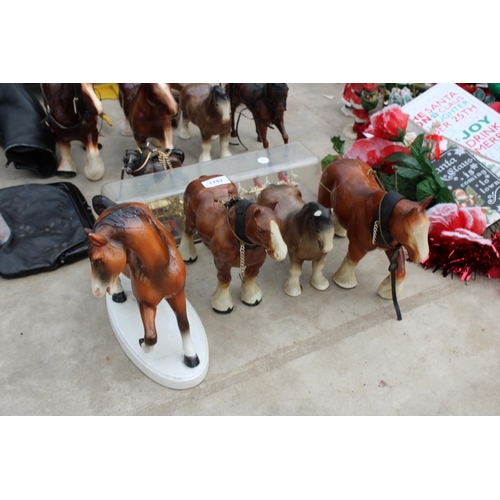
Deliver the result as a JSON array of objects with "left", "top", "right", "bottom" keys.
[{"left": 178, "top": 84, "right": 231, "bottom": 162}]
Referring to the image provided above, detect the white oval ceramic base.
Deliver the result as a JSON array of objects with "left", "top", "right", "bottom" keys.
[{"left": 106, "top": 275, "right": 209, "bottom": 389}]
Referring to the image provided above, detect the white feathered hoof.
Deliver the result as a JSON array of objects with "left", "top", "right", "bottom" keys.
[
  {"left": 377, "top": 275, "right": 403, "bottom": 300},
  {"left": 310, "top": 275, "right": 330, "bottom": 291},
  {"left": 333, "top": 270, "right": 358, "bottom": 289},
  {"left": 283, "top": 279, "right": 302, "bottom": 297},
  {"left": 211, "top": 284, "right": 234, "bottom": 314},
  {"left": 241, "top": 280, "right": 262, "bottom": 306},
  {"left": 177, "top": 237, "right": 197, "bottom": 263},
  {"left": 139, "top": 338, "right": 155, "bottom": 353},
  {"left": 84, "top": 157, "right": 105, "bottom": 181}
]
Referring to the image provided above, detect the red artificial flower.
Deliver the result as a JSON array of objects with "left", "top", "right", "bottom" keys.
[
  {"left": 344, "top": 136, "right": 410, "bottom": 171},
  {"left": 365, "top": 104, "right": 409, "bottom": 142}
]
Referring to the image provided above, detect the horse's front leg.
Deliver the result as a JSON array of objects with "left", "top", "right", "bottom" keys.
[
  {"left": 255, "top": 120, "right": 269, "bottom": 149},
  {"left": 333, "top": 242, "right": 366, "bottom": 289},
  {"left": 199, "top": 132, "right": 213, "bottom": 162},
  {"left": 230, "top": 101, "right": 238, "bottom": 138},
  {"left": 177, "top": 205, "right": 198, "bottom": 263},
  {"left": 310, "top": 253, "right": 330, "bottom": 291},
  {"left": 211, "top": 261, "right": 234, "bottom": 313},
  {"left": 274, "top": 117, "right": 289, "bottom": 145},
  {"left": 57, "top": 140, "right": 78, "bottom": 177},
  {"left": 112, "top": 276, "right": 127, "bottom": 303},
  {"left": 377, "top": 248, "right": 406, "bottom": 299},
  {"left": 138, "top": 302, "right": 158, "bottom": 353},
  {"left": 283, "top": 252, "right": 304, "bottom": 297},
  {"left": 178, "top": 113, "right": 191, "bottom": 140},
  {"left": 241, "top": 257, "right": 266, "bottom": 306},
  {"left": 166, "top": 291, "right": 200, "bottom": 368},
  {"left": 162, "top": 119, "right": 174, "bottom": 150},
  {"left": 219, "top": 132, "right": 231, "bottom": 158},
  {"left": 83, "top": 131, "right": 104, "bottom": 181}
]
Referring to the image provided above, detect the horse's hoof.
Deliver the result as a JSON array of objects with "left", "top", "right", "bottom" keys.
[
  {"left": 112, "top": 291, "right": 127, "bottom": 303},
  {"left": 213, "top": 306, "right": 233, "bottom": 314},
  {"left": 184, "top": 354, "right": 200, "bottom": 368},
  {"left": 242, "top": 298, "right": 262, "bottom": 307},
  {"left": 139, "top": 338, "right": 154, "bottom": 353},
  {"left": 310, "top": 279, "right": 330, "bottom": 292},
  {"left": 56, "top": 170, "right": 77, "bottom": 179},
  {"left": 183, "top": 256, "right": 198, "bottom": 264}
]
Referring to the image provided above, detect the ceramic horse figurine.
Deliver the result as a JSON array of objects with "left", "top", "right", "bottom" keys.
[
  {"left": 118, "top": 83, "right": 178, "bottom": 150},
  {"left": 228, "top": 83, "right": 289, "bottom": 149},
  {"left": 85, "top": 201, "right": 200, "bottom": 367},
  {"left": 178, "top": 84, "right": 231, "bottom": 162},
  {"left": 122, "top": 142, "right": 185, "bottom": 177},
  {"left": 257, "top": 184, "right": 335, "bottom": 297},
  {"left": 41, "top": 83, "right": 112, "bottom": 181},
  {"left": 318, "top": 159, "right": 432, "bottom": 316},
  {"left": 178, "top": 174, "right": 288, "bottom": 313}
]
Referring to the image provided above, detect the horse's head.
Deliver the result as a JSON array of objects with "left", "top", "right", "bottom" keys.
[
  {"left": 389, "top": 196, "right": 432, "bottom": 262},
  {"left": 266, "top": 83, "right": 289, "bottom": 113},
  {"left": 210, "top": 85, "right": 231, "bottom": 123},
  {"left": 123, "top": 149, "right": 142, "bottom": 175},
  {"left": 86, "top": 229, "right": 127, "bottom": 297},
  {"left": 147, "top": 83, "right": 178, "bottom": 116},
  {"left": 297, "top": 202, "right": 335, "bottom": 254},
  {"left": 245, "top": 205, "right": 287, "bottom": 261}
]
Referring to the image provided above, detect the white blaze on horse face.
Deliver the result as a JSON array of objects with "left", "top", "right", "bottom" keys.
[
  {"left": 217, "top": 97, "right": 231, "bottom": 123},
  {"left": 318, "top": 225, "right": 335, "bottom": 254},
  {"left": 268, "top": 220, "right": 287, "bottom": 261},
  {"left": 406, "top": 217, "right": 430, "bottom": 263}
]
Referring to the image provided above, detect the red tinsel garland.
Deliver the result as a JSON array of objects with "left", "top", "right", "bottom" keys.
[{"left": 422, "top": 231, "right": 500, "bottom": 281}]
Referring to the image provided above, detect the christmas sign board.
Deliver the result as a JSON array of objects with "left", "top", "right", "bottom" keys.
[
  {"left": 432, "top": 148, "right": 500, "bottom": 226},
  {"left": 403, "top": 83, "right": 500, "bottom": 176}
]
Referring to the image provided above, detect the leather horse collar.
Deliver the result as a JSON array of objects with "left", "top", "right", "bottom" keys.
[
  {"left": 371, "top": 190, "right": 406, "bottom": 246},
  {"left": 43, "top": 84, "right": 91, "bottom": 131},
  {"left": 224, "top": 197, "right": 259, "bottom": 249}
]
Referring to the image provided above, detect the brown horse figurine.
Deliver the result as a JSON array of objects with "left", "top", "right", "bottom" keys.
[
  {"left": 318, "top": 159, "right": 432, "bottom": 302},
  {"left": 41, "top": 83, "right": 111, "bottom": 181},
  {"left": 118, "top": 83, "right": 178, "bottom": 150},
  {"left": 257, "top": 184, "right": 335, "bottom": 297},
  {"left": 228, "top": 83, "right": 289, "bottom": 149},
  {"left": 178, "top": 175, "right": 288, "bottom": 313},
  {"left": 178, "top": 84, "right": 231, "bottom": 162},
  {"left": 85, "top": 202, "right": 200, "bottom": 367}
]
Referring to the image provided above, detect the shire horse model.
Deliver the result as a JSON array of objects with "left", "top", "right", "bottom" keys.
[
  {"left": 122, "top": 142, "right": 185, "bottom": 177},
  {"left": 118, "top": 83, "right": 179, "bottom": 150},
  {"left": 178, "top": 175, "right": 288, "bottom": 313},
  {"left": 85, "top": 201, "right": 200, "bottom": 368},
  {"left": 318, "top": 159, "right": 432, "bottom": 317},
  {"left": 178, "top": 84, "right": 231, "bottom": 162},
  {"left": 257, "top": 184, "right": 334, "bottom": 297},
  {"left": 41, "top": 83, "right": 111, "bottom": 181},
  {"left": 228, "top": 83, "right": 289, "bottom": 149}
]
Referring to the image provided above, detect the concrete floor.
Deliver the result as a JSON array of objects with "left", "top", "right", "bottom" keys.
[{"left": 1, "top": 83, "right": 499, "bottom": 415}]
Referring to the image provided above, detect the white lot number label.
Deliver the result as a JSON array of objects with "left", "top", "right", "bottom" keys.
[{"left": 201, "top": 175, "right": 232, "bottom": 188}]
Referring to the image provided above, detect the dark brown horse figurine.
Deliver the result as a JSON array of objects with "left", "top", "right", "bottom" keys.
[
  {"left": 318, "top": 159, "right": 432, "bottom": 302},
  {"left": 178, "top": 175, "right": 288, "bottom": 313},
  {"left": 122, "top": 142, "right": 185, "bottom": 177},
  {"left": 41, "top": 83, "right": 111, "bottom": 181},
  {"left": 257, "top": 184, "right": 334, "bottom": 296},
  {"left": 118, "top": 83, "right": 178, "bottom": 150},
  {"left": 86, "top": 202, "right": 200, "bottom": 367},
  {"left": 228, "top": 83, "right": 289, "bottom": 149},
  {"left": 178, "top": 84, "right": 231, "bottom": 162}
]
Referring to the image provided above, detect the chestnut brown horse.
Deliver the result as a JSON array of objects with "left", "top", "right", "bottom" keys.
[
  {"left": 228, "top": 83, "right": 289, "bottom": 149},
  {"left": 178, "top": 175, "right": 288, "bottom": 313},
  {"left": 41, "top": 83, "right": 111, "bottom": 181},
  {"left": 118, "top": 83, "right": 178, "bottom": 150},
  {"left": 86, "top": 202, "right": 200, "bottom": 367},
  {"left": 257, "top": 184, "right": 335, "bottom": 297},
  {"left": 178, "top": 84, "right": 231, "bottom": 162},
  {"left": 318, "top": 159, "right": 432, "bottom": 303}
]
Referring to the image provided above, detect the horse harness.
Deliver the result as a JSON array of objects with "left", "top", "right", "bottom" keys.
[
  {"left": 42, "top": 84, "right": 91, "bottom": 131},
  {"left": 371, "top": 190, "right": 406, "bottom": 321},
  {"left": 122, "top": 142, "right": 174, "bottom": 178},
  {"left": 219, "top": 197, "right": 259, "bottom": 282}
]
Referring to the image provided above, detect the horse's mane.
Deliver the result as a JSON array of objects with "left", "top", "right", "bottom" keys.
[{"left": 95, "top": 205, "right": 151, "bottom": 233}]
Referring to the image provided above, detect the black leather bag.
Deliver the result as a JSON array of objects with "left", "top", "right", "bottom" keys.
[
  {"left": 0, "top": 83, "right": 58, "bottom": 178},
  {"left": 0, "top": 182, "right": 95, "bottom": 278}
]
